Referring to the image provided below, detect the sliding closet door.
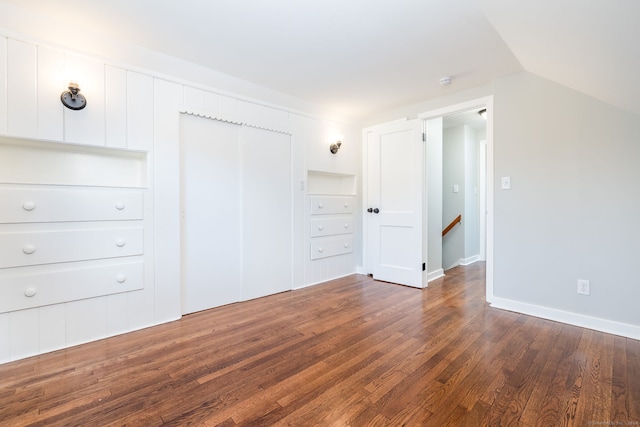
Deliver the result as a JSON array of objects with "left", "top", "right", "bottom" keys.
[
  {"left": 242, "top": 127, "right": 292, "bottom": 299},
  {"left": 180, "top": 115, "right": 242, "bottom": 314}
]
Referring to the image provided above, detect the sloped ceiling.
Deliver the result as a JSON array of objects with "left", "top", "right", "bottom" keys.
[
  {"left": 0, "top": 0, "right": 637, "bottom": 121},
  {"left": 481, "top": 0, "right": 640, "bottom": 117}
]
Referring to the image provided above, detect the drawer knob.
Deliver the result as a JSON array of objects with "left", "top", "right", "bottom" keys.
[
  {"left": 115, "top": 202, "right": 125, "bottom": 210},
  {"left": 344, "top": 243, "right": 350, "bottom": 248},
  {"left": 318, "top": 203, "right": 323, "bottom": 209},
  {"left": 344, "top": 223, "right": 349, "bottom": 228},
  {"left": 24, "top": 287, "right": 37, "bottom": 297},
  {"left": 115, "top": 239, "right": 126, "bottom": 248},
  {"left": 116, "top": 274, "right": 127, "bottom": 283},
  {"left": 344, "top": 203, "right": 349, "bottom": 208},
  {"left": 318, "top": 225, "right": 324, "bottom": 231},
  {"left": 23, "top": 201, "right": 36, "bottom": 211},
  {"left": 23, "top": 245, "right": 36, "bottom": 255},
  {"left": 318, "top": 247, "right": 324, "bottom": 253}
]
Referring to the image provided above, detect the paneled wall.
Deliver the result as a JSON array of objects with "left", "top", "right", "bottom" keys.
[{"left": 0, "top": 33, "right": 360, "bottom": 364}]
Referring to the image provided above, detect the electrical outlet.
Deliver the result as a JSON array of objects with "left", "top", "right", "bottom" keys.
[{"left": 577, "top": 279, "right": 590, "bottom": 295}]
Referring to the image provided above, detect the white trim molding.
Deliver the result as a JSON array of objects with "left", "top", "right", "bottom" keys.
[
  {"left": 417, "top": 96, "right": 494, "bottom": 304},
  {"left": 180, "top": 108, "right": 292, "bottom": 135},
  {"left": 491, "top": 297, "right": 640, "bottom": 340},
  {"left": 427, "top": 269, "right": 445, "bottom": 282},
  {"left": 460, "top": 255, "right": 480, "bottom": 266}
]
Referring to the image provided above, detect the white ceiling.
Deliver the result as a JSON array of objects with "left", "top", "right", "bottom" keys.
[
  {"left": 0, "top": 0, "right": 638, "bottom": 122},
  {"left": 443, "top": 109, "right": 487, "bottom": 132}
]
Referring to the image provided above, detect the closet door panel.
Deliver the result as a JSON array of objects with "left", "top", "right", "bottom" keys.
[
  {"left": 180, "top": 115, "right": 242, "bottom": 314},
  {"left": 242, "top": 127, "right": 292, "bottom": 300}
]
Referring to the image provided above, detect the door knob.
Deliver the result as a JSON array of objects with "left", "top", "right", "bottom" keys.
[
  {"left": 367, "top": 208, "right": 373, "bottom": 213},
  {"left": 373, "top": 208, "right": 380, "bottom": 214}
]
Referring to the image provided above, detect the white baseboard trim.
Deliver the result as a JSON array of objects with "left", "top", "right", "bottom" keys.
[
  {"left": 491, "top": 297, "right": 640, "bottom": 340},
  {"left": 444, "top": 260, "right": 460, "bottom": 271},
  {"left": 460, "top": 255, "right": 480, "bottom": 266},
  {"left": 294, "top": 272, "right": 361, "bottom": 290},
  {"left": 427, "top": 269, "right": 445, "bottom": 282}
]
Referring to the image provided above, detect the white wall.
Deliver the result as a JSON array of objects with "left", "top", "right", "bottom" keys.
[
  {"left": 0, "top": 29, "right": 360, "bottom": 363},
  {"left": 291, "top": 114, "right": 361, "bottom": 285},
  {"left": 362, "top": 70, "right": 640, "bottom": 338},
  {"left": 443, "top": 125, "right": 480, "bottom": 270},
  {"left": 464, "top": 126, "right": 480, "bottom": 261},
  {"left": 492, "top": 72, "right": 640, "bottom": 336},
  {"left": 443, "top": 126, "right": 466, "bottom": 270}
]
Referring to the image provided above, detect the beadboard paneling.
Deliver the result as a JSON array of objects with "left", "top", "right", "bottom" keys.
[
  {"left": 106, "top": 65, "right": 128, "bottom": 149},
  {"left": 7, "top": 39, "right": 36, "bottom": 138}
]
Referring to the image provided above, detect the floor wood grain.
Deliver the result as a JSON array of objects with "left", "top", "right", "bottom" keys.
[{"left": 0, "top": 263, "right": 638, "bottom": 426}]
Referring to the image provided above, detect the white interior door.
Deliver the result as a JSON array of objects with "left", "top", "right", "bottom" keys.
[
  {"left": 366, "top": 119, "right": 425, "bottom": 288},
  {"left": 180, "top": 115, "right": 242, "bottom": 314}
]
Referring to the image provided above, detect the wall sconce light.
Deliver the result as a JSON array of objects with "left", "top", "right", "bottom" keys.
[
  {"left": 60, "top": 81, "right": 87, "bottom": 110},
  {"left": 478, "top": 108, "right": 487, "bottom": 120},
  {"left": 329, "top": 140, "right": 342, "bottom": 154}
]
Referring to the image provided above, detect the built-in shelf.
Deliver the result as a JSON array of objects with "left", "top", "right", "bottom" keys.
[
  {"left": 307, "top": 170, "right": 356, "bottom": 195},
  {"left": 0, "top": 136, "right": 148, "bottom": 188}
]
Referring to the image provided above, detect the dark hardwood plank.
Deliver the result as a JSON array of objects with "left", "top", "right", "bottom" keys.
[
  {"left": 0, "top": 263, "right": 636, "bottom": 426},
  {"left": 627, "top": 337, "right": 640, "bottom": 421}
]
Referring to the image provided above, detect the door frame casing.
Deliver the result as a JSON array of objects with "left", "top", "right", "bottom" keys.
[
  {"left": 363, "top": 96, "right": 494, "bottom": 303},
  {"left": 418, "top": 96, "right": 494, "bottom": 302}
]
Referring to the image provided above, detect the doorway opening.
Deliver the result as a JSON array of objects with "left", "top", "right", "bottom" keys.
[
  {"left": 362, "top": 96, "right": 493, "bottom": 302},
  {"left": 420, "top": 96, "right": 493, "bottom": 303},
  {"left": 441, "top": 108, "right": 487, "bottom": 271}
]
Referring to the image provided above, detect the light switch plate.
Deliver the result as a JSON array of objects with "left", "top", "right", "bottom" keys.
[{"left": 501, "top": 176, "right": 511, "bottom": 190}]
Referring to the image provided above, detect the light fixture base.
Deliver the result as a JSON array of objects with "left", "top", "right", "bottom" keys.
[
  {"left": 329, "top": 141, "right": 342, "bottom": 154},
  {"left": 60, "top": 90, "right": 87, "bottom": 110}
]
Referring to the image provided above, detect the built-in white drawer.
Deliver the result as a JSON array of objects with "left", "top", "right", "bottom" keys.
[
  {"left": 310, "top": 234, "right": 354, "bottom": 260},
  {"left": 310, "top": 196, "right": 354, "bottom": 215},
  {"left": 0, "top": 187, "right": 144, "bottom": 223},
  {"left": 0, "top": 226, "right": 144, "bottom": 268},
  {"left": 311, "top": 217, "right": 354, "bottom": 237},
  {"left": 0, "top": 259, "right": 144, "bottom": 313}
]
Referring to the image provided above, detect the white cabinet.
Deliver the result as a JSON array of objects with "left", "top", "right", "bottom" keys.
[
  {"left": 0, "top": 226, "right": 144, "bottom": 268},
  {"left": 0, "top": 137, "right": 149, "bottom": 315},
  {"left": 310, "top": 218, "right": 354, "bottom": 237},
  {"left": 310, "top": 195, "right": 354, "bottom": 215},
  {"left": 0, "top": 260, "right": 144, "bottom": 313},
  {"left": 308, "top": 195, "right": 355, "bottom": 260},
  {"left": 0, "top": 187, "right": 144, "bottom": 223},
  {"left": 310, "top": 234, "right": 354, "bottom": 260},
  {"left": 306, "top": 171, "right": 358, "bottom": 285}
]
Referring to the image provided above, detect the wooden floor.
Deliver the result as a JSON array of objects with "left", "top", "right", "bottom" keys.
[{"left": 1, "top": 263, "right": 638, "bottom": 426}]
